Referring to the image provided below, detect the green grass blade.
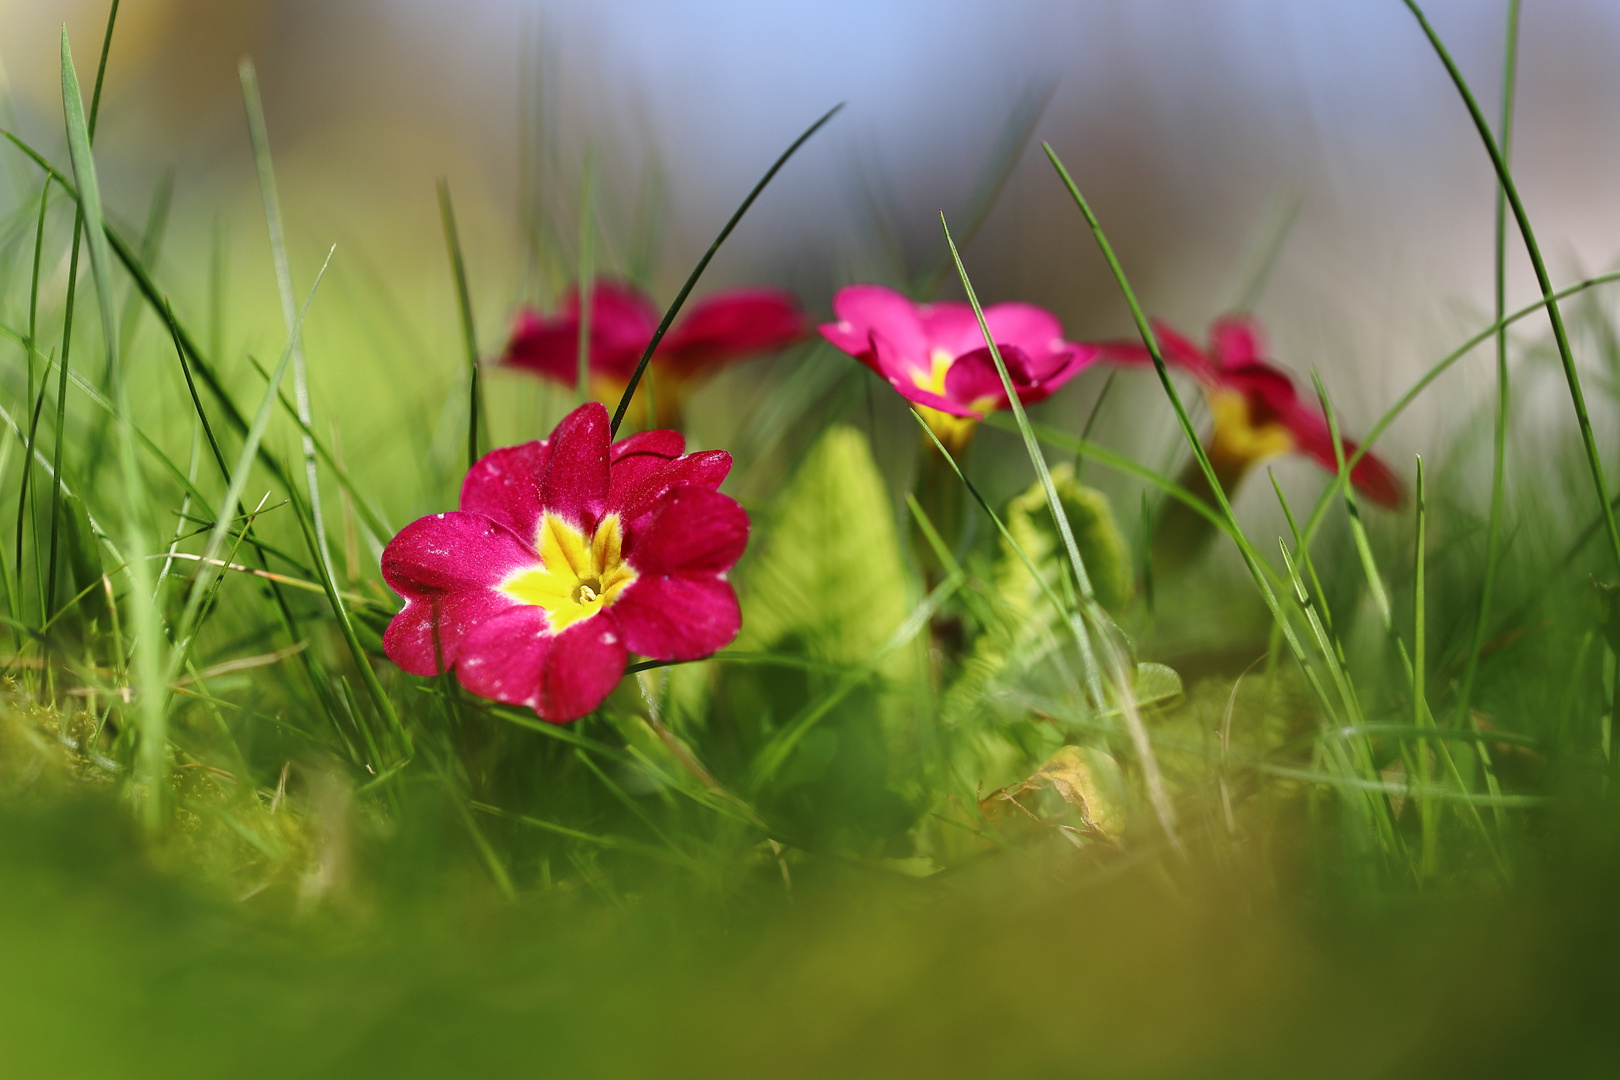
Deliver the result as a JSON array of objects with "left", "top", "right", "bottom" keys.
[
  {"left": 169, "top": 247, "right": 335, "bottom": 674},
  {"left": 1413, "top": 456, "right": 1437, "bottom": 878},
  {"left": 575, "top": 149, "right": 597, "bottom": 407},
  {"left": 1456, "top": 0, "right": 1523, "bottom": 731},
  {"left": 1292, "top": 268, "right": 1620, "bottom": 548},
  {"left": 437, "top": 180, "right": 486, "bottom": 468},
  {"left": 1403, "top": 0, "right": 1620, "bottom": 573},
  {"left": 240, "top": 59, "right": 333, "bottom": 574},
  {"left": 1313, "top": 371, "right": 1392, "bottom": 632},
  {"left": 1043, "top": 142, "right": 1308, "bottom": 663},
  {"left": 62, "top": 25, "right": 168, "bottom": 831},
  {"left": 609, "top": 103, "right": 843, "bottom": 436}
]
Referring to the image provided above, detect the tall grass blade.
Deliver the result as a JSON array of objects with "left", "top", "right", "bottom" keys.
[
  {"left": 609, "top": 103, "right": 843, "bottom": 436},
  {"left": 62, "top": 26, "right": 169, "bottom": 830},
  {"left": 437, "top": 180, "right": 486, "bottom": 468},
  {"left": 169, "top": 247, "right": 335, "bottom": 678},
  {"left": 575, "top": 149, "right": 597, "bottom": 407},
  {"left": 1456, "top": 0, "right": 1522, "bottom": 730},
  {"left": 1042, "top": 142, "right": 1307, "bottom": 661},
  {"left": 1402, "top": 0, "right": 1620, "bottom": 573},
  {"left": 240, "top": 59, "right": 333, "bottom": 573}
]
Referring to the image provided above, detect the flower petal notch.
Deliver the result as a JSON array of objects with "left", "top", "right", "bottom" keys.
[
  {"left": 381, "top": 402, "right": 748, "bottom": 722},
  {"left": 498, "top": 279, "right": 807, "bottom": 427},
  {"left": 819, "top": 284, "right": 1096, "bottom": 450},
  {"left": 1096, "top": 314, "right": 1402, "bottom": 507}
]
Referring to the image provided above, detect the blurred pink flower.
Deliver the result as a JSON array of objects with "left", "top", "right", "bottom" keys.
[
  {"left": 500, "top": 280, "right": 806, "bottom": 425},
  {"left": 819, "top": 284, "right": 1095, "bottom": 449},
  {"left": 381, "top": 403, "right": 747, "bottom": 722},
  {"left": 1097, "top": 315, "right": 1402, "bottom": 508}
]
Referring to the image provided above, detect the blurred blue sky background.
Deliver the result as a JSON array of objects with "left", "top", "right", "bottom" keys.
[{"left": 4, "top": 0, "right": 1620, "bottom": 444}]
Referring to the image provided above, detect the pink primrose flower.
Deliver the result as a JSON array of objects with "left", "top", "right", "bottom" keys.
[
  {"left": 380, "top": 402, "right": 747, "bottom": 722},
  {"left": 1096, "top": 316, "right": 1402, "bottom": 508},
  {"left": 818, "top": 284, "right": 1096, "bottom": 449},
  {"left": 500, "top": 279, "right": 806, "bottom": 424}
]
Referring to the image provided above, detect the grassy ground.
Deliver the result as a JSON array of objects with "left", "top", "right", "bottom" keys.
[{"left": 6, "top": 2, "right": 1620, "bottom": 1076}]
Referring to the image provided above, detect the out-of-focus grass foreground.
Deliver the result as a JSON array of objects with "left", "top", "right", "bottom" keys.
[{"left": 6, "top": 1, "right": 1620, "bottom": 1077}]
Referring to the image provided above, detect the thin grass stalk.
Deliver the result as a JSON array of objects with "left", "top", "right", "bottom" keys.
[
  {"left": 913, "top": 79, "right": 1054, "bottom": 299},
  {"left": 437, "top": 180, "right": 486, "bottom": 469},
  {"left": 1314, "top": 375, "right": 1393, "bottom": 633},
  {"left": 1413, "top": 456, "right": 1437, "bottom": 878},
  {"left": 62, "top": 28, "right": 168, "bottom": 830},
  {"left": 1402, "top": 0, "right": 1620, "bottom": 573},
  {"left": 609, "top": 103, "right": 843, "bottom": 436},
  {"left": 1042, "top": 143, "right": 1308, "bottom": 662},
  {"left": 1456, "top": 0, "right": 1522, "bottom": 731},
  {"left": 1294, "top": 268, "right": 1620, "bottom": 547},
  {"left": 17, "top": 364, "right": 49, "bottom": 620},
  {"left": 240, "top": 59, "right": 334, "bottom": 575},
  {"left": 576, "top": 149, "right": 597, "bottom": 407},
  {"left": 46, "top": 0, "right": 121, "bottom": 619},
  {"left": 168, "top": 247, "right": 334, "bottom": 680},
  {"left": 209, "top": 217, "right": 227, "bottom": 365},
  {"left": 939, "top": 215, "right": 1186, "bottom": 848}
]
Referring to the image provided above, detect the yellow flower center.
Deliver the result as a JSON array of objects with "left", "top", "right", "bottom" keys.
[
  {"left": 1206, "top": 388, "right": 1295, "bottom": 480},
  {"left": 910, "top": 349, "right": 997, "bottom": 453},
  {"left": 497, "top": 512, "right": 637, "bottom": 633},
  {"left": 911, "top": 349, "right": 957, "bottom": 397}
]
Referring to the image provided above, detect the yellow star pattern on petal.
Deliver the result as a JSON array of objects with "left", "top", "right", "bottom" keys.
[{"left": 497, "top": 513, "right": 637, "bottom": 634}]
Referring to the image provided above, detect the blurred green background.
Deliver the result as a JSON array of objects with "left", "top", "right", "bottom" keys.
[{"left": 7, "top": 2, "right": 1620, "bottom": 1076}]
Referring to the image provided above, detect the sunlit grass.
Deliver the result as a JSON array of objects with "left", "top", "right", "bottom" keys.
[{"left": 4, "top": 1, "right": 1620, "bottom": 1075}]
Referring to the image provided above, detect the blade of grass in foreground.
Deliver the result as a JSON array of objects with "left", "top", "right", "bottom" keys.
[
  {"left": 437, "top": 180, "right": 486, "bottom": 468},
  {"left": 1297, "top": 268, "right": 1620, "bottom": 549},
  {"left": 1403, "top": 0, "right": 1620, "bottom": 574},
  {"left": 241, "top": 59, "right": 334, "bottom": 576},
  {"left": 575, "top": 149, "right": 597, "bottom": 408},
  {"left": 168, "top": 247, "right": 335, "bottom": 684},
  {"left": 0, "top": 133, "right": 395, "bottom": 544},
  {"left": 1456, "top": 0, "right": 1523, "bottom": 732},
  {"left": 939, "top": 212, "right": 1181, "bottom": 850},
  {"left": 609, "top": 102, "right": 844, "bottom": 436},
  {"left": 1042, "top": 143, "right": 1306, "bottom": 662},
  {"left": 62, "top": 25, "right": 169, "bottom": 831}
]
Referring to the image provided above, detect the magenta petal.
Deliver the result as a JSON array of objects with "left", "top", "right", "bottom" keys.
[
  {"left": 913, "top": 301, "right": 984, "bottom": 360},
  {"left": 826, "top": 285, "right": 928, "bottom": 364},
  {"left": 460, "top": 441, "right": 551, "bottom": 542},
  {"left": 613, "top": 451, "right": 733, "bottom": 534},
  {"left": 611, "top": 429, "right": 685, "bottom": 464},
  {"left": 659, "top": 289, "right": 805, "bottom": 366},
  {"left": 540, "top": 402, "right": 611, "bottom": 529},
  {"left": 1021, "top": 343, "right": 1099, "bottom": 401},
  {"left": 614, "top": 575, "right": 741, "bottom": 661},
  {"left": 981, "top": 302, "right": 1067, "bottom": 360},
  {"left": 941, "top": 347, "right": 1032, "bottom": 413},
  {"left": 577, "top": 281, "right": 661, "bottom": 380},
  {"left": 500, "top": 308, "right": 579, "bottom": 383},
  {"left": 384, "top": 587, "right": 525, "bottom": 677},
  {"left": 629, "top": 487, "right": 749, "bottom": 575},
  {"left": 1153, "top": 320, "right": 1220, "bottom": 382},
  {"left": 457, "top": 608, "right": 628, "bottom": 722},
  {"left": 1210, "top": 315, "right": 1265, "bottom": 370},
  {"left": 381, "top": 511, "right": 537, "bottom": 599},
  {"left": 380, "top": 510, "right": 540, "bottom": 676}
]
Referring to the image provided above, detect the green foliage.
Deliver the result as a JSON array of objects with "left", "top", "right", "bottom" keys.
[
  {"left": 998, "top": 462, "right": 1131, "bottom": 615},
  {"left": 736, "top": 424, "right": 915, "bottom": 670}
]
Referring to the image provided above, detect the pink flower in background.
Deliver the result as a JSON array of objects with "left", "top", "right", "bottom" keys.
[
  {"left": 1096, "top": 315, "right": 1402, "bottom": 507},
  {"left": 381, "top": 403, "right": 747, "bottom": 722},
  {"left": 819, "top": 284, "right": 1095, "bottom": 449},
  {"left": 499, "top": 279, "right": 806, "bottom": 425}
]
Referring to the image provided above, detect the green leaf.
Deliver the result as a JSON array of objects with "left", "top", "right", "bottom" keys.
[
  {"left": 734, "top": 425, "right": 913, "bottom": 676},
  {"left": 999, "top": 463, "right": 1131, "bottom": 617}
]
